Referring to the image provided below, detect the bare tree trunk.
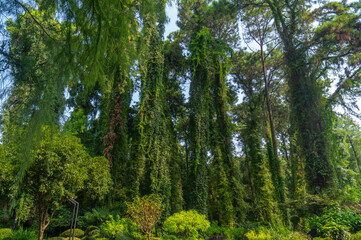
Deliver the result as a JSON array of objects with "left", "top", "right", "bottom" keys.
[
  {"left": 260, "top": 44, "right": 278, "bottom": 163},
  {"left": 38, "top": 211, "right": 45, "bottom": 240},
  {"left": 260, "top": 43, "right": 288, "bottom": 223}
]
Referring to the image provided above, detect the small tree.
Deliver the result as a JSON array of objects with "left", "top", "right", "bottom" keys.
[
  {"left": 127, "top": 194, "right": 164, "bottom": 240},
  {"left": 22, "top": 127, "right": 112, "bottom": 240}
]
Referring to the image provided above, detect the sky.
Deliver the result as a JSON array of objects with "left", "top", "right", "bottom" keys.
[{"left": 165, "top": 3, "right": 179, "bottom": 37}]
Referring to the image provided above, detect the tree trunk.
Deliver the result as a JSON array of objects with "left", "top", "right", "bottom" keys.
[
  {"left": 260, "top": 47, "right": 278, "bottom": 161},
  {"left": 38, "top": 215, "right": 45, "bottom": 240},
  {"left": 348, "top": 136, "right": 361, "bottom": 173},
  {"left": 38, "top": 200, "right": 49, "bottom": 240},
  {"left": 260, "top": 43, "right": 288, "bottom": 223},
  {"left": 266, "top": 0, "right": 335, "bottom": 194}
]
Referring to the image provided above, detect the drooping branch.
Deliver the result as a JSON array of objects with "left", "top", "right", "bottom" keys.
[{"left": 13, "top": 0, "right": 53, "bottom": 39}]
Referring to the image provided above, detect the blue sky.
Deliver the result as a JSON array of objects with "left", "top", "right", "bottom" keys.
[{"left": 165, "top": 3, "right": 179, "bottom": 37}]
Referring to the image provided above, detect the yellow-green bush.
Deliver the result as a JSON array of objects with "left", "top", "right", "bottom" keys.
[
  {"left": 284, "top": 232, "right": 309, "bottom": 240},
  {"left": 0, "top": 229, "right": 11, "bottom": 239},
  {"left": 244, "top": 230, "right": 271, "bottom": 240},
  {"left": 351, "top": 231, "right": 361, "bottom": 240},
  {"left": 47, "top": 238, "right": 80, "bottom": 240},
  {"left": 100, "top": 215, "right": 142, "bottom": 239},
  {"left": 163, "top": 210, "right": 210, "bottom": 240}
]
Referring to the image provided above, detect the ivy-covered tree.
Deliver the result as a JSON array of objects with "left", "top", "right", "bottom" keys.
[
  {"left": 232, "top": 51, "right": 277, "bottom": 223},
  {"left": 241, "top": 4, "right": 288, "bottom": 222},
  {"left": 135, "top": 0, "right": 173, "bottom": 217}
]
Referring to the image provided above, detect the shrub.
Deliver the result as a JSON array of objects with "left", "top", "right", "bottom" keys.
[
  {"left": 285, "top": 232, "right": 310, "bottom": 240},
  {"left": 206, "top": 221, "right": 228, "bottom": 237},
  {"left": 205, "top": 222, "right": 246, "bottom": 240},
  {"left": 321, "top": 222, "right": 350, "bottom": 239},
  {"left": 263, "top": 225, "right": 309, "bottom": 240},
  {"left": 88, "top": 228, "right": 101, "bottom": 237},
  {"left": 82, "top": 207, "right": 116, "bottom": 227},
  {"left": 351, "top": 231, "right": 361, "bottom": 240},
  {"left": 59, "top": 228, "right": 85, "bottom": 238},
  {"left": 306, "top": 206, "right": 360, "bottom": 239},
  {"left": 163, "top": 210, "right": 210, "bottom": 240},
  {"left": 244, "top": 230, "right": 271, "bottom": 240},
  {"left": 0, "top": 228, "right": 11, "bottom": 239},
  {"left": 225, "top": 227, "right": 247, "bottom": 240},
  {"left": 3, "top": 228, "right": 37, "bottom": 240},
  {"left": 100, "top": 215, "right": 142, "bottom": 240}
]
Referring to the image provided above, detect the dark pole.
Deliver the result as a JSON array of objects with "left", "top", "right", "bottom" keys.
[{"left": 68, "top": 198, "right": 79, "bottom": 240}]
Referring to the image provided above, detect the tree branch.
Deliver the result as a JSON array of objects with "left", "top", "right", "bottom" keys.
[
  {"left": 44, "top": 199, "right": 65, "bottom": 229},
  {"left": 13, "top": 0, "right": 53, "bottom": 39},
  {"left": 327, "top": 66, "right": 361, "bottom": 106}
]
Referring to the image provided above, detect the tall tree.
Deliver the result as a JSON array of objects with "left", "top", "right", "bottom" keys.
[
  {"left": 232, "top": 51, "right": 277, "bottom": 223},
  {"left": 135, "top": 0, "right": 173, "bottom": 216},
  {"left": 241, "top": 5, "right": 288, "bottom": 222},
  {"left": 259, "top": 0, "right": 336, "bottom": 194}
]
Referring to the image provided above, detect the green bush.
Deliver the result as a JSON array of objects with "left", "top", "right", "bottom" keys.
[
  {"left": 0, "top": 228, "right": 11, "bottom": 239},
  {"left": 262, "top": 225, "right": 309, "bottom": 240},
  {"left": 59, "top": 228, "right": 85, "bottom": 238},
  {"left": 225, "top": 227, "right": 247, "bottom": 240},
  {"left": 3, "top": 228, "right": 37, "bottom": 240},
  {"left": 163, "top": 210, "right": 210, "bottom": 240},
  {"left": 351, "top": 231, "right": 361, "bottom": 240},
  {"left": 306, "top": 206, "right": 361, "bottom": 239},
  {"left": 284, "top": 232, "right": 309, "bottom": 240},
  {"left": 100, "top": 215, "right": 142, "bottom": 239},
  {"left": 206, "top": 221, "right": 228, "bottom": 237},
  {"left": 321, "top": 222, "right": 350, "bottom": 239},
  {"left": 88, "top": 228, "right": 101, "bottom": 236},
  {"left": 205, "top": 222, "right": 246, "bottom": 239},
  {"left": 82, "top": 207, "right": 118, "bottom": 227}
]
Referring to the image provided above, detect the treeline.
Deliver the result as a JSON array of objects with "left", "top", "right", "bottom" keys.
[{"left": 1, "top": 0, "right": 361, "bottom": 231}]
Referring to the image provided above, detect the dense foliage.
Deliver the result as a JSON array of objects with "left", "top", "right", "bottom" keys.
[{"left": 1, "top": 0, "right": 361, "bottom": 239}]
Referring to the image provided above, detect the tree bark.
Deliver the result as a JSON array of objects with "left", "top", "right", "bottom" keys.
[
  {"left": 38, "top": 210, "right": 45, "bottom": 240},
  {"left": 260, "top": 41, "right": 288, "bottom": 222},
  {"left": 260, "top": 45, "right": 278, "bottom": 161},
  {"left": 348, "top": 136, "right": 361, "bottom": 173}
]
